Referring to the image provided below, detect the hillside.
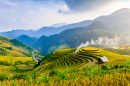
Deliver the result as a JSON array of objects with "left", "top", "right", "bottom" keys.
[
  {"left": 1, "top": 46, "right": 130, "bottom": 85},
  {"left": 0, "top": 36, "right": 35, "bottom": 57},
  {"left": 34, "top": 47, "right": 129, "bottom": 72},
  {"left": 33, "top": 21, "right": 115, "bottom": 54},
  {"left": 17, "top": 35, "right": 38, "bottom": 46}
]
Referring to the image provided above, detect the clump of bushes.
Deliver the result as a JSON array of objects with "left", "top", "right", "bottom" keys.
[
  {"left": 0, "top": 48, "right": 7, "bottom": 56},
  {"left": 0, "top": 74, "right": 8, "bottom": 81},
  {"left": 0, "top": 61, "right": 11, "bottom": 66},
  {"left": 49, "top": 70, "right": 59, "bottom": 76},
  {"left": 101, "top": 65, "right": 109, "bottom": 70},
  {"left": 12, "top": 74, "right": 27, "bottom": 80},
  {"left": 15, "top": 61, "right": 24, "bottom": 65}
]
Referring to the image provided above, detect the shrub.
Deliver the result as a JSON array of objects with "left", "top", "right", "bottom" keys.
[
  {"left": 23, "top": 75, "right": 31, "bottom": 80},
  {"left": 82, "top": 67, "right": 89, "bottom": 71},
  {"left": 12, "top": 74, "right": 26, "bottom": 80},
  {"left": 111, "top": 65, "right": 119, "bottom": 69},
  {"left": 15, "top": 61, "right": 23, "bottom": 65},
  {"left": 43, "top": 76, "right": 48, "bottom": 82},
  {"left": 32, "top": 72, "right": 38, "bottom": 79},
  {"left": 101, "top": 65, "right": 109, "bottom": 70},
  {"left": 49, "top": 70, "right": 59, "bottom": 76},
  {"left": 60, "top": 74, "right": 66, "bottom": 80},
  {"left": 25, "top": 60, "right": 36, "bottom": 65},
  {"left": 32, "top": 79, "right": 37, "bottom": 83},
  {"left": 11, "top": 82, "right": 17, "bottom": 86},
  {"left": 0, "top": 61, "right": 11, "bottom": 66},
  {"left": 0, "top": 74, "right": 8, "bottom": 81}
]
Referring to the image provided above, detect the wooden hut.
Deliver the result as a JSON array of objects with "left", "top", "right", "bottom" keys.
[{"left": 98, "top": 56, "right": 108, "bottom": 64}]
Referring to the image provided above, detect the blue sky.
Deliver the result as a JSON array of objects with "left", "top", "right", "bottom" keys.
[{"left": 0, "top": 0, "right": 130, "bottom": 32}]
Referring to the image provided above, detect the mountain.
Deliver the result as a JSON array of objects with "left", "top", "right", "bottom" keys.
[
  {"left": 17, "top": 35, "right": 38, "bottom": 46},
  {"left": 0, "top": 36, "right": 35, "bottom": 57},
  {"left": 95, "top": 8, "right": 130, "bottom": 32},
  {"left": 30, "top": 20, "right": 93, "bottom": 38},
  {"left": 50, "top": 22, "right": 68, "bottom": 27},
  {"left": 33, "top": 21, "right": 115, "bottom": 54},
  {"left": 0, "top": 8, "right": 130, "bottom": 39},
  {"left": 0, "top": 29, "right": 34, "bottom": 39},
  {"left": 0, "top": 19, "right": 92, "bottom": 38}
]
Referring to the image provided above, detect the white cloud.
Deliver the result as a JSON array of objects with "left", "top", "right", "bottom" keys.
[{"left": 0, "top": 0, "right": 130, "bottom": 32}]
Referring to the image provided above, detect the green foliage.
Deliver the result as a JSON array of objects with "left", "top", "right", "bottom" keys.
[
  {"left": 15, "top": 61, "right": 24, "bottom": 65},
  {"left": 60, "top": 74, "right": 66, "bottom": 80},
  {"left": 23, "top": 75, "right": 31, "bottom": 80},
  {"left": 0, "top": 74, "right": 8, "bottom": 81},
  {"left": 111, "top": 65, "right": 119, "bottom": 69},
  {"left": 0, "top": 61, "right": 11, "bottom": 66},
  {"left": 0, "top": 36, "right": 36, "bottom": 57},
  {"left": 25, "top": 60, "right": 36, "bottom": 65},
  {"left": 10, "top": 39, "right": 26, "bottom": 47},
  {"left": 10, "top": 39, "right": 34, "bottom": 54},
  {"left": 43, "top": 76, "right": 48, "bottom": 82},
  {"left": 32, "top": 72, "right": 38, "bottom": 79},
  {"left": 101, "top": 65, "right": 109, "bottom": 70},
  {"left": 82, "top": 67, "right": 90, "bottom": 71},
  {"left": 49, "top": 70, "right": 59, "bottom": 76},
  {"left": 0, "top": 36, "right": 9, "bottom": 40},
  {"left": 0, "top": 48, "right": 7, "bottom": 55},
  {"left": 11, "top": 82, "right": 17, "bottom": 86},
  {"left": 3, "top": 47, "right": 12, "bottom": 50},
  {"left": 12, "top": 74, "right": 26, "bottom": 80}
]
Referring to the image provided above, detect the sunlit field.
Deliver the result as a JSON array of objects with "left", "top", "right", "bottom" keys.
[{"left": 1, "top": 47, "right": 130, "bottom": 86}]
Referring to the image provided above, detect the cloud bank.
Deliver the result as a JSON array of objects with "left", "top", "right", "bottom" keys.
[{"left": 0, "top": 0, "right": 130, "bottom": 32}]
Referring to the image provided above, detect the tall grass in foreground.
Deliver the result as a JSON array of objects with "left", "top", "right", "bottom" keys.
[{"left": 0, "top": 61, "right": 130, "bottom": 86}]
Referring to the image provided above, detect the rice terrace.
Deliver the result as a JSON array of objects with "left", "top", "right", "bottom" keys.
[{"left": 1, "top": 0, "right": 130, "bottom": 86}]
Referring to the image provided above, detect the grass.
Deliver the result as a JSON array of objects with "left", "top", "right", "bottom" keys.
[
  {"left": 33, "top": 47, "right": 130, "bottom": 73},
  {"left": 0, "top": 61, "right": 130, "bottom": 86},
  {"left": 1, "top": 46, "right": 130, "bottom": 86},
  {"left": 0, "top": 56, "right": 35, "bottom": 65},
  {"left": 0, "top": 36, "right": 35, "bottom": 57}
]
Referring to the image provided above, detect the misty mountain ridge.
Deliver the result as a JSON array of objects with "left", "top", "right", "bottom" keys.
[
  {"left": 0, "top": 8, "right": 130, "bottom": 38},
  {"left": 50, "top": 22, "right": 68, "bottom": 27},
  {"left": 33, "top": 21, "right": 115, "bottom": 54},
  {"left": 0, "top": 29, "right": 34, "bottom": 39},
  {"left": 95, "top": 8, "right": 130, "bottom": 32}
]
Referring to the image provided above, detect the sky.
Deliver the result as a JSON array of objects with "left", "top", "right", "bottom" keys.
[{"left": 0, "top": 0, "right": 130, "bottom": 32}]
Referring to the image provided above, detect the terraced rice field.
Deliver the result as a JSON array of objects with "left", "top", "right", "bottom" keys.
[{"left": 36, "top": 47, "right": 128, "bottom": 73}]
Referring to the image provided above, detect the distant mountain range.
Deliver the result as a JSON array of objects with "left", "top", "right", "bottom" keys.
[
  {"left": 95, "top": 8, "right": 130, "bottom": 32},
  {"left": 0, "top": 30, "right": 34, "bottom": 39},
  {"left": 0, "top": 20, "right": 93, "bottom": 38},
  {"left": 0, "top": 8, "right": 130, "bottom": 54},
  {"left": 33, "top": 21, "right": 115, "bottom": 54},
  {"left": 50, "top": 22, "right": 68, "bottom": 27},
  {"left": 0, "top": 8, "right": 130, "bottom": 39}
]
